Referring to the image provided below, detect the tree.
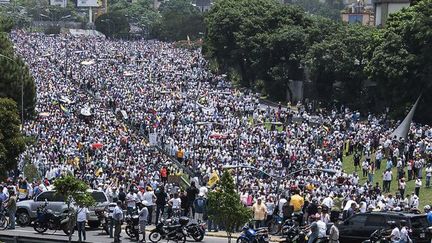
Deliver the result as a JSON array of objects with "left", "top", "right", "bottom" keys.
[
  {"left": 0, "top": 98, "right": 26, "bottom": 178},
  {"left": 109, "top": 0, "right": 161, "bottom": 37},
  {"left": 367, "top": 0, "right": 432, "bottom": 122},
  {"left": 305, "top": 24, "right": 377, "bottom": 109},
  {"left": 53, "top": 174, "right": 95, "bottom": 243},
  {"left": 207, "top": 170, "right": 251, "bottom": 242},
  {"left": 0, "top": 33, "right": 37, "bottom": 120},
  {"left": 95, "top": 12, "right": 130, "bottom": 38},
  {"left": 156, "top": 0, "right": 205, "bottom": 41}
]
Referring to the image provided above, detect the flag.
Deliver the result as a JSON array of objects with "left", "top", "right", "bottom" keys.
[
  {"left": 187, "top": 35, "right": 191, "bottom": 46},
  {"left": 60, "top": 104, "right": 69, "bottom": 114},
  {"left": 207, "top": 171, "right": 219, "bottom": 187},
  {"left": 389, "top": 95, "right": 421, "bottom": 141},
  {"left": 95, "top": 167, "right": 103, "bottom": 177}
]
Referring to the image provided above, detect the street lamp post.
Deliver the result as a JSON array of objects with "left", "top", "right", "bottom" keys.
[{"left": 0, "top": 54, "right": 25, "bottom": 129}]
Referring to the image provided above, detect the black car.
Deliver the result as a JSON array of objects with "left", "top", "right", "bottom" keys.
[{"left": 338, "top": 211, "right": 432, "bottom": 243}]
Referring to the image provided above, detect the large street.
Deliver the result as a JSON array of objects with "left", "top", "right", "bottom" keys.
[{"left": 0, "top": 227, "right": 231, "bottom": 243}]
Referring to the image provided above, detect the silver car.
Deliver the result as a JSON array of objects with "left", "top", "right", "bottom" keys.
[{"left": 16, "top": 190, "right": 109, "bottom": 228}]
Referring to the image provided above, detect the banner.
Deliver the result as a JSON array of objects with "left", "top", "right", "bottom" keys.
[
  {"left": 207, "top": 171, "right": 219, "bottom": 187},
  {"left": 149, "top": 133, "right": 157, "bottom": 146}
]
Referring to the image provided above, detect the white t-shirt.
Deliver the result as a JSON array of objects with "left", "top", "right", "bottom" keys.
[
  {"left": 390, "top": 227, "right": 401, "bottom": 241},
  {"left": 77, "top": 207, "right": 89, "bottom": 222},
  {"left": 142, "top": 191, "right": 155, "bottom": 206},
  {"left": 126, "top": 193, "right": 137, "bottom": 208},
  {"left": 170, "top": 198, "right": 181, "bottom": 209}
]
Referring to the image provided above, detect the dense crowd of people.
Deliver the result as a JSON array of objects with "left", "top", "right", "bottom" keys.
[{"left": 1, "top": 30, "right": 431, "bottom": 241}]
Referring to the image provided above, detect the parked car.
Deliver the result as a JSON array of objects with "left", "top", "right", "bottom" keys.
[
  {"left": 87, "top": 190, "right": 110, "bottom": 228},
  {"left": 16, "top": 190, "right": 109, "bottom": 228},
  {"left": 338, "top": 211, "right": 432, "bottom": 243}
]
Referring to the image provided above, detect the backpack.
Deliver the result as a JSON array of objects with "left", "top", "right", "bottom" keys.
[{"left": 195, "top": 197, "right": 205, "bottom": 213}]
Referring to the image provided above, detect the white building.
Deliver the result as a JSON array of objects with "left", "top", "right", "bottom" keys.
[{"left": 373, "top": 0, "right": 410, "bottom": 26}]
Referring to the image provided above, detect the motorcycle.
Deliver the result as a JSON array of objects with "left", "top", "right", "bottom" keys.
[
  {"left": 125, "top": 214, "right": 140, "bottom": 241},
  {"left": 281, "top": 220, "right": 307, "bottom": 243},
  {"left": 148, "top": 216, "right": 189, "bottom": 243},
  {"left": 33, "top": 202, "right": 73, "bottom": 235},
  {"left": 236, "top": 223, "right": 269, "bottom": 243},
  {"left": 95, "top": 208, "right": 109, "bottom": 235},
  {"left": 185, "top": 220, "right": 206, "bottom": 242},
  {"left": 362, "top": 229, "right": 390, "bottom": 243}
]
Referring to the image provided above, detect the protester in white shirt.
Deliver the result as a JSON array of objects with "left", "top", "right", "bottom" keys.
[{"left": 76, "top": 205, "right": 89, "bottom": 242}]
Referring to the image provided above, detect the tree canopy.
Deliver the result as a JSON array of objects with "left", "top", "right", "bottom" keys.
[
  {"left": 205, "top": 0, "right": 432, "bottom": 123},
  {"left": 367, "top": 0, "right": 432, "bottom": 122},
  {"left": 0, "top": 28, "right": 36, "bottom": 120},
  {"left": 207, "top": 170, "right": 251, "bottom": 242},
  {"left": 0, "top": 98, "right": 26, "bottom": 178}
]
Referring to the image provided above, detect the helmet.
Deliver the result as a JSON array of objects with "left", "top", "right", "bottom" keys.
[{"left": 424, "top": 205, "right": 431, "bottom": 211}]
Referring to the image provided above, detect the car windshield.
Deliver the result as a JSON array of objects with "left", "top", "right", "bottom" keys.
[
  {"left": 91, "top": 191, "right": 107, "bottom": 203},
  {"left": 411, "top": 216, "right": 429, "bottom": 228}
]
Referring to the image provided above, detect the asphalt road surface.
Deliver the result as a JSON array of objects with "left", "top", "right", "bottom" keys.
[{"left": 0, "top": 226, "right": 230, "bottom": 243}]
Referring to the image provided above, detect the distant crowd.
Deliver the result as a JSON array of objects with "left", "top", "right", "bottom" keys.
[{"left": 1, "top": 30, "right": 430, "bottom": 238}]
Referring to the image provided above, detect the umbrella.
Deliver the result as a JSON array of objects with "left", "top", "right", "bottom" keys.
[
  {"left": 80, "top": 107, "right": 92, "bottom": 117},
  {"left": 123, "top": 71, "right": 135, "bottom": 77},
  {"left": 91, "top": 143, "right": 103, "bottom": 150},
  {"left": 80, "top": 59, "right": 96, "bottom": 66},
  {"left": 209, "top": 133, "right": 228, "bottom": 139}
]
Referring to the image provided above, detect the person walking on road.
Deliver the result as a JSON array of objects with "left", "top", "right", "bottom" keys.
[
  {"left": 76, "top": 204, "right": 89, "bottom": 242},
  {"left": 113, "top": 201, "right": 124, "bottom": 243},
  {"left": 5, "top": 191, "right": 16, "bottom": 229},
  {"left": 138, "top": 202, "right": 149, "bottom": 243}
]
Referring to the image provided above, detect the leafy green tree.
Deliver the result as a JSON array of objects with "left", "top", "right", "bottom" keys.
[
  {"left": 54, "top": 175, "right": 95, "bottom": 243},
  {"left": 0, "top": 33, "right": 36, "bottom": 120},
  {"left": 95, "top": 12, "right": 130, "bottom": 38},
  {"left": 156, "top": 0, "right": 205, "bottom": 41},
  {"left": 109, "top": 0, "right": 161, "bottom": 36},
  {"left": 367, "top": 0, "right": 432, "bottom": 122},
  {"left": 207, "top": 170, "right": 251, "bottom": 242},
  {"left": 0, "top": 98, "right": 26, "bottom": 178},
  {"left": 0, "top": 15, "right": 14, "bottom": 33},
  {"left": 306, "top": 24, "right": 377, "bottom": 108}
]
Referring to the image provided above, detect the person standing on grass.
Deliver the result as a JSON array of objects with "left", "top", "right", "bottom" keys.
[
  {"left": 415, "top": 177, "right": 422, "bottom": 197},
  {"left": 425, "top": 163, "right": 432, "bottom": 188},
  {"left": 399, "top": 178, "right": 406, "bottom": 199},
  {"left": 383, "top": 169, "right": 392, "bottom": 193},
  {"left": 362, "top": 160, "right": 369, "bottom": 178},
  {"left": 368, "top": 162, "right": 375, "bottom": 183},
  {"left": 375, "top": 148, "right": 382, "bottom": 170}
]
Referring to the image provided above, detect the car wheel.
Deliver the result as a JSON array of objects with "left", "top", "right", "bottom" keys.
[
  {"left": 88, "top": 221, "right": 100, "bottom": 228},
  {"left": 16, "top": 210, "right": 30, "bottom": 227}
]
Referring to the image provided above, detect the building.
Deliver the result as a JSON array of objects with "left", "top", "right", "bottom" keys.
[
  {"left": 373, "top": 0, "right": 410, "bottom": 26},
  {"left": 193, "top": 0, "right": 212, "bottom": 12},
  {"left": 341, "top": 0, "right": 375, "bottom": 26}
]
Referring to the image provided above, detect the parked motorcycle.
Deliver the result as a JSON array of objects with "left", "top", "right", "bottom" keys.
[
  {"left": 281, "top": 220, "right": 307, "bottom": 243},
  {"left": 148, "top": 216, "right": 189, "bottom": 243},
  {"left": 362, "top": 229, "right": 390, "bottom": 243},
  {"left": 125, "top": 214, "right": 140, "bottom": 241},
  {"left": 185, "top": 220, "right": 206, "bottom": 242},
  {"left": 33, "top": 202, "right": 73, "bottom": 235},
  {"left": 236, "top": 223, "right": 269, "bottom": 243},
  {"left": 95, "top": 208, "right": 109, "bottom": 235}
]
